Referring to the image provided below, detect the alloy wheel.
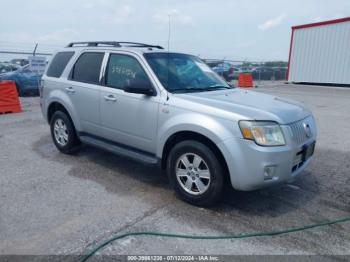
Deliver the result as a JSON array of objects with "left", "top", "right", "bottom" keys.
[
  {"left": 175, "top": 153, "right": 211, "bottom": 195},
  {"left": 53, "top": 119, "right": 69, "bottom": 146}
]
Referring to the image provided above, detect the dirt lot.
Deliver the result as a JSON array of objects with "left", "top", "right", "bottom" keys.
[{"left": 0, "top": 83, "right": 349, "bottom": 258}]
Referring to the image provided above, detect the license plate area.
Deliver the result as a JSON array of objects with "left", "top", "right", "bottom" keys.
[
  {"left": 302, "top": 141, "right": 316, "bottom": 162},
  {"left": 292, "top": 141, "right": 316, "bottom": 172}
]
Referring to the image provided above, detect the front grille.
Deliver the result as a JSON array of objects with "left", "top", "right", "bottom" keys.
[{"left": 289, "top": 119, "right": 309, "bottom": 145}]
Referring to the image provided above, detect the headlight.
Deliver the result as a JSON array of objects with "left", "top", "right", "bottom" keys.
[{"left": 239, "top": 121, "right": 285, "bottom": 146}]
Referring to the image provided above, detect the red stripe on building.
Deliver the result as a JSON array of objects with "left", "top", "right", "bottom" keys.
[{"left": 292, "top": 17, "right": 350, "bottom": 30}]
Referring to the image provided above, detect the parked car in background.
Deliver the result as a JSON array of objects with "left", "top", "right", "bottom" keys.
[
  {"left": 0, "top": 64, "right": 42, "bottom": 96},
  {"left": 239, "top": 67, "right": 253, "bottom": 73},
  {"left": 211, "top": 62, "right": 240, "bottom": 81},
  {"left": 10, "top": 58, "right": 29, "bottom": 67},
  {"left": 0, "top": 62, "right": 21, "bottom": 74},
  {"left": 229, "top": 67, "right": 241, "bottom": 79}
]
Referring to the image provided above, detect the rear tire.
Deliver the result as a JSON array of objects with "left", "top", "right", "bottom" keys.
[
  {"left": 167, "top": 140, "right": 224, "bottom": 207},
  {"left": 50, "top": 111, "right": 80, "bottom": 154}
]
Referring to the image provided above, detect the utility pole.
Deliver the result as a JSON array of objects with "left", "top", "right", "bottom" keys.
[
  {"left": 33, "top": 43, "right": 38, "bottom": 56},
  {"left": 167, "top": 15, "right": 171, "bottom": 51}
]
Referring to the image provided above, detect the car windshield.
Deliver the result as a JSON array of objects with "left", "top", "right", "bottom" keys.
[{"left": 144, "top": 52, "right": 231, "bottom": 93}]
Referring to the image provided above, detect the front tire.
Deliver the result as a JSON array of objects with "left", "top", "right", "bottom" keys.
[
  {"left": 50, "top": 111, "right": 80, "bottom": 154},
  {"left": 167, "top": 140, "right": 224, "bottom": 206}
]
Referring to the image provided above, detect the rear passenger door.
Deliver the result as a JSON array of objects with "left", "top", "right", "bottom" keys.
[
  {"left": 100, "top": 52, "right": 159, "bottom": 154},
  {"left": 67, "top": 52, "right": 105, "bottom": 135}
]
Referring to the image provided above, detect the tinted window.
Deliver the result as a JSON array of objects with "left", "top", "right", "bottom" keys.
[
  {"left": 71, "top": 52, "right": 104, "bottom": 84},
  {"left": 46, "top": 51, "right": 74, "bottom": 78},
  {"left": 106, "top": 54, "right": 150, "bottom": 89}
]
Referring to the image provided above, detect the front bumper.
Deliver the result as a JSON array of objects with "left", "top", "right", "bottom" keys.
[{"left": 217, "top": 118, "right": 317, "bottom": 191}]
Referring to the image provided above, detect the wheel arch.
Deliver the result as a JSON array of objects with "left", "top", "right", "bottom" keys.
[
  {"left": 47, "top": 101, "right": 80, "bottom": 132},
  {"left": 160, "top": 131, "right": 231, "bottom": 184}
]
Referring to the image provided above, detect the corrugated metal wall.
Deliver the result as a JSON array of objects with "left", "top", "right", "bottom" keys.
[{"left": 289, "top": 21, "right": 350, "bottom": 84}]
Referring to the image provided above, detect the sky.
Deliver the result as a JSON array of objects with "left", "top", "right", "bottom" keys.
[{"left": 0, "top": 0, "right": 349, "bottom": 62}]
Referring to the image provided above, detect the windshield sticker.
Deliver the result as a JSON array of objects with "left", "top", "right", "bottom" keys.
[{"left": 111, "top": 66, "right": 136, "bottom": 79}]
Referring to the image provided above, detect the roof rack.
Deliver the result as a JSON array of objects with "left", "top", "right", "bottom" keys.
[
  {"left": 66, "top": 41, "right": 164, "bottom": 49},
  {"left": 118, "top": 42, "right": 164, "bottom": 49},
  {"left": 66, "top": 41, "right": 120, "bottom": 47}
]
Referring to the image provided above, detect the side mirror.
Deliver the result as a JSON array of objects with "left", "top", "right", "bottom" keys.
[{"left": 124, "top": 79, "right": 156, "bottom": 96}]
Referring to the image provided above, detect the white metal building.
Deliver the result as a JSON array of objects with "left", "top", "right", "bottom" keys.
[{"left": 287, "top": 17, "right": 350, "bottom": 85}]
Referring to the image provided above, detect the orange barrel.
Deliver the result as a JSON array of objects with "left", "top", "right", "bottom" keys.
[
  {"left": 0, "top": 80, "right": 22, "bottom": 114},
  {"left": 237, "top": 73, "right": 253, "bottom": 88}
]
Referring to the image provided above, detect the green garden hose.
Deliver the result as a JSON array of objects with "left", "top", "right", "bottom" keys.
[{"left": 81, "top": 215, "right": 350, "bottom": 262}]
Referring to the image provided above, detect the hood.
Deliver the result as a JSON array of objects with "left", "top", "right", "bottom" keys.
[{"left": 173, "top": 89, "right": 311, "bottom": 124}]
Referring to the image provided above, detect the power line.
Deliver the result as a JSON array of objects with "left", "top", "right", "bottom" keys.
[
  {"left": 167, "top": 15, "right": 171, "bottom": 51},
  {"left": 0, "top": 50, "right": 52, "bottom": 56},
  {"left": 0, "top": 41, "right": 63, "bottom": 48}
]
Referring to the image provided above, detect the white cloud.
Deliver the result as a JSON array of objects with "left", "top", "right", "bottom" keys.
[
  {"left": 153, "top": 9, "right": 194, "bottom": 26},
  {"left": 104, "top": 5, "right": 132, "bottom": 24},
  {"left": 1, "top": 0, "right": 349, "bottom": 61},
  {"left": 258, "top": 14, "right": 287, "bottom": 31}
]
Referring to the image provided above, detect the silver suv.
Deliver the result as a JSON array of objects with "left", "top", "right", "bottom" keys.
[{"left": 41, "top": 41, "right": 317, "bottom": 206}]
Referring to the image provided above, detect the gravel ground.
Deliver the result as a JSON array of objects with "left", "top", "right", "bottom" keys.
[{"left": 0, "top": 83, "right": 349, "bottom": 259}]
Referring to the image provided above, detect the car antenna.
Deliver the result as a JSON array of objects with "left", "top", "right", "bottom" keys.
[{"left": 33, "top": 43, "right": 41, "bottom": 95}]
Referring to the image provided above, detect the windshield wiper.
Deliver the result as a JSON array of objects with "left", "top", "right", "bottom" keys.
[
  {"left": 190, "top": 86, "right": 232, "bottom": 92},
  {"left": 208, "top": 84, "right": 232, "bottom": 89},
  {"left": 171, "top": 88, "right": 201, "bottom": 93},
  {"left": 171, "top": 85, "right": 231, "bottom": 94}
]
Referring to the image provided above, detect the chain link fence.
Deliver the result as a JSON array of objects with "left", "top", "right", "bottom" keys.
[
  {"left": 0, "top": 43, "right": 288, "bottom": 96},
  {"left": 203, "top": 59, "right": 288, "bottom": 84}
]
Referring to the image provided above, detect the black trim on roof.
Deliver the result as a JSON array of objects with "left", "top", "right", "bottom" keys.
[{"left": 66, "top": 41, "right": 164, "bottom": 49}]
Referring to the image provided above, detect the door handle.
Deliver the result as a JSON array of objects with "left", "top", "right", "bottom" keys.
[
  {"left": 65, "top": 87, "right": 75, "bottom": 94},
  {"left": 104, "top": 94, "right": 117, "bottom": 102}
]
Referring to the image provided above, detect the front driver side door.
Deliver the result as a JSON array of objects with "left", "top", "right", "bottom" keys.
[{"left": 100, "top": 53, "right": 160, "bottom": 154}]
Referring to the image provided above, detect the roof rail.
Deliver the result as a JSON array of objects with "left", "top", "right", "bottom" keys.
[
  {"left": 66, "top": 42, "right": 121, "bottom": 47},
  {"left": 117, "top": 42, "right": 164, "bottom": 49},
  {"left": 66, "top": 41, "right": 164, "bottom": 49}
]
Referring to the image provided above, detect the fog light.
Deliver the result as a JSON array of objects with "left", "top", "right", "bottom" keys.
[{"left": 264, "top": 165, "right": 276, "bottom": 180}]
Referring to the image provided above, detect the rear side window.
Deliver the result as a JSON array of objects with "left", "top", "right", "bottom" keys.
[
  {"left": 70, "top": 52, "right": 104, "bottom": 84},
  {"left": 46, "top": 51, "right": 74, "bottom": 78}
]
